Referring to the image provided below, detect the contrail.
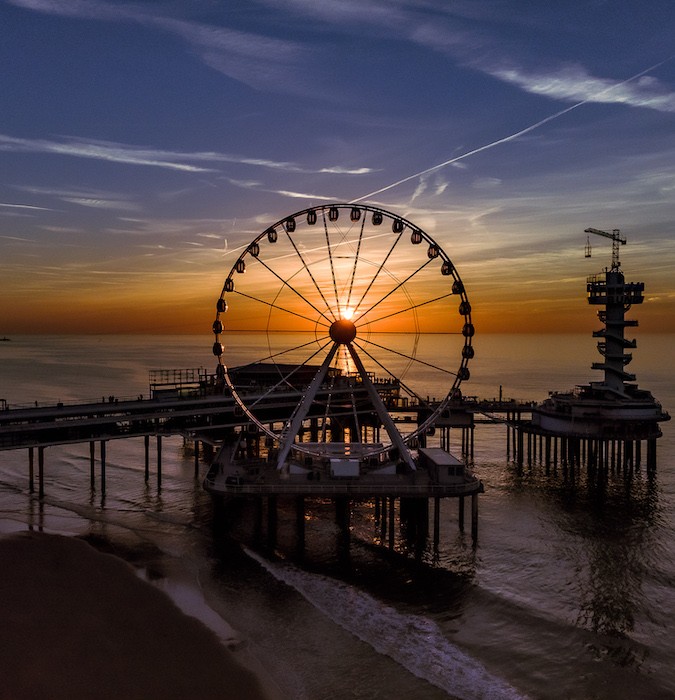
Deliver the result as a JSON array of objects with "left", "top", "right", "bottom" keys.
[{"left": 350, "top": 56, "right": 673, "bottom": 204}]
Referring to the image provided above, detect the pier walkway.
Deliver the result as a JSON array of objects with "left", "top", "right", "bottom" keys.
[{"left": 0, "top": 392, "right": 534, "bottom": 452}]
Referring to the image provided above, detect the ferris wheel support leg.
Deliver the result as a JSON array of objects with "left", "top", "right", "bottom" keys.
[
  {"left": 346, "top": 344, "right": 416, "bottom": 472},
  {"left": 276, "top": 342, "right": 340, "bottom": 471}
]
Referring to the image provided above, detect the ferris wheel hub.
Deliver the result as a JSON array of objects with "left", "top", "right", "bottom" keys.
[{"left": 330, "top": 318, "right": 357, "bottom": 344}]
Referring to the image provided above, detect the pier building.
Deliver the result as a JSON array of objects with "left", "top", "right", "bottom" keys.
[{"left": 515, "top": 228, "right": 669, "bottom": 471}]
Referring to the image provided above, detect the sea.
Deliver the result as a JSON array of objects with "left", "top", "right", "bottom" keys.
[{"left": 1, "top": 333, "right": 674, "bottom": 700}]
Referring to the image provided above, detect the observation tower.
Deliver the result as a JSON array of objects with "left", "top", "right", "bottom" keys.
[{"left": 523, "top": 228, "right": 669, "bottom": 471}]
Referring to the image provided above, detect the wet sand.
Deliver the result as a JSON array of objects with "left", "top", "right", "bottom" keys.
[{"left": 0, "top": 531, "right": 275, "bottom": 700}]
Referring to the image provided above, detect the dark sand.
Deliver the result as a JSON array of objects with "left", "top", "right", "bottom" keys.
[{"left": 0, "top": 531, "right": 275, "bottom": 700}]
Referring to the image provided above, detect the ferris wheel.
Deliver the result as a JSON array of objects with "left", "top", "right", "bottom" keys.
[{"left": 211, "top": 203, "right": 474, "bottom": 470}]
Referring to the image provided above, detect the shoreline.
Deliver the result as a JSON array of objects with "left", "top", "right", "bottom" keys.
[{"left": 0, "top": 530, "right": 282, "bottom": 700}]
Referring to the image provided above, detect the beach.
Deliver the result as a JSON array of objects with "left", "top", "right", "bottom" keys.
[{"left": 0, "top": 531, "right": 278, "bottom": 700}]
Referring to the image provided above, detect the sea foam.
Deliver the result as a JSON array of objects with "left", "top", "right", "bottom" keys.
[{"left": 245, "top": 548, "right": 526, "bottom": 700}]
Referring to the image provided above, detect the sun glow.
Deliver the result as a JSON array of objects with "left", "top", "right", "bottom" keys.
[{"left": 340, "top": 306, "right": 356, "bottom": 320}]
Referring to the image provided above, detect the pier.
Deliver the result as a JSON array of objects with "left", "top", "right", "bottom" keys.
[{"left": 0, "top": 375, "right": 535, "bottom": 544}]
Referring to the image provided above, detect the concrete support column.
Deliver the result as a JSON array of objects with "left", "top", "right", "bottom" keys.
[
  {"left": 28, "top": 447, "right": 34, "bottom": 494},
  {"left": 388, "top": 497, "right": 395, "bottom": 549},
  {"left": 194, "top": 440, "right": 200, "bottom": 479},
  {"left": 380, "top": 497, "right": 387, "bottom": 539},
  {"left": 647, "top": 438, "right": 657, "bottom": 473},
  {"left": 471, "top": 493, "right": 478, "bottom": 543},
  {"left": 100, "top": 440, "right": 106, "bottom": 496},
  {"left": 433, "top": 496, "right": 441, "bottom": 547},
  {"left": 336, "top": 497, "right": 351, "bottom": 547},
  {"left": 458, "top": 496, "right": 465, "bottom": 531},
  {"left": 38, "top": 446, "right": 45, "bottom": 499},
  {"left": 157, "top": 435, "right": 162, "bottom": 489},
  {"left": 144, "top": 435, "right": 150, "bottom": 482},
  {"left": 89, "top": 441, "right": 96, "bottom": 490}
]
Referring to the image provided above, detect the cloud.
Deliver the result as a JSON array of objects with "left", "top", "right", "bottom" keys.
[
  {"left": 8, "top": 0, "right": 318, "bottom": 96},
  {"left": 154, "top": 16, "right": 315, "bottom": 95},
  {"left": 472, "top": 177, "right": 502, "bottom": 190},
  {"left": 318, "top": 166, "right": 376, "bottom": 175},
  {"left": 16, "top": 185, "right": 140, "bottom": 210},
  {"left": 410, "top": 175, "right": 429, "bottom": 202},
  {"left": 6, "top": 0, "right": 132, "bottom": 20},
  {"left": 0, "top": 202, "right": 53, "bottom": 211},
  {"left": 488, "top": 63, "right": 675, "bottom": 113},
  {"left": 267, "top": 189, "right": 336, "bottom": 201},
  {"left": 0, "top": 133, "right": 375, "bottom": 176},
  {"left": 61, "top": 197, "right": 141, "bottom": 211},
  {"left": 0, "top": 134, "right": 214, "bottom": 172}
]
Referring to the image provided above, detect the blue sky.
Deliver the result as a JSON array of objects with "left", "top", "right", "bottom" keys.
[{"left": 1, "top": 0, "right": 674, "bottom": 334}]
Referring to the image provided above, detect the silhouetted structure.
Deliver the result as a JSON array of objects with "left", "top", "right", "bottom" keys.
[{"left": 515, "top": 228, "right": 669, "bottom": 472}]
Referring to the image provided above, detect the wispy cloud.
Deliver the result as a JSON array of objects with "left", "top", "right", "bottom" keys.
[
  {"left": 0, "top": 133, "right": 375, "bottom": 176},
  {"left": 0, "top": 202, "right": 53, "bottom": 211},
  {"left": 0, "top": 134, "right": 214, "bottom": 172},
  {"left": 154, "top": 16, "right": 314, "bottom": 95},
  {"left": 10, "top": 0, "right": 674, "bottom": 117},
  {"left": 15, "top": 185, "right": 141, "bottom": 211},
  {"left": 221, "top": 175, "right": 340, "bottom": 201},
  {"left": 488, "top": 63, "right": 675, "bottom": 113},
  {"left": 6, "top": 0, "right": 132, "bottom": 20},
  {"left": 61, "top": 197, "right": 141, "bottom": 211},
  {"left": 268, "top": 189, "right": 335, "bottom": 200},
  {"left": 8, "top": 0, "right": 316, "bottom": 96}
]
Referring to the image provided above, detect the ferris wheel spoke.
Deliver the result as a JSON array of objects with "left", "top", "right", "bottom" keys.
[
  {"left": 356, "top": 336, "right": 458, "bottom": 378},
  {"left": 276, "top": 341, "right": 340, "bottom": 469},
  {"left": 349, "top": 386, "right": 362, "bottom": 443},
  {"left": 345, "top": 215, "right": 367, "bottom": 312},
  {"left": 243, "top": 338, "right": 334, "bottom": 410},
  {"left": 357, "top": 257, "right": 435, "bottom": 323},
  {"left": 233, "top": 290, "right": 331, "bottom": 329},
  {"left": 251, "top": 255, "right": 331, "bottom": 323},
  {"left": 352, "top": 229, "right": 404, "bottom": 316},
  {"left": 346, "top": 343, "right": 416, "bottom": 470},
  {"left": 284, "top": 229, "right": 337, "bottom": 321},
  {"left": 351, "top": 339, "right": 432, "bottom": 407},
  {"left": 363, "top": 291, "right": 456, "bottom": 328},
  {"left": 321, "top": 211, "right": 340, "bottom": 314},
  {"left": 233, "top": 334, "right": 331, "bottom": 372}
]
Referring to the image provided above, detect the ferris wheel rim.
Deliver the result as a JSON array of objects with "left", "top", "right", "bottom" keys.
[{"left": 211, "top": 202, "right": 474, "bottom": 456}]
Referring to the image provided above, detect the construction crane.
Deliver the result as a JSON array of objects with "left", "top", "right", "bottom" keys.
[{"left": 584, "top": 227, "right": 626, "bottom": 271}]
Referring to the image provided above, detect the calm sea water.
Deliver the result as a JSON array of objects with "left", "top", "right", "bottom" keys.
[{"left": 1, "top": 333, "right": 674, "bottom": 700}]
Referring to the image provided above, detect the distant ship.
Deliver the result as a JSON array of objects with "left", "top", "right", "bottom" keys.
[{"left": 0, "top": 337, "right": 10, "bottom": 342}]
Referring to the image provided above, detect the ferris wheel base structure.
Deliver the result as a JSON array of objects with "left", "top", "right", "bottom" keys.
[{"left": 203, "top": 439, "right": 484, "bottom": 544}]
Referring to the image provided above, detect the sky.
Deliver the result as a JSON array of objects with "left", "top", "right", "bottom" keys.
[{"left": 1, "top": 0, "right": 674, "bottom": 337}]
